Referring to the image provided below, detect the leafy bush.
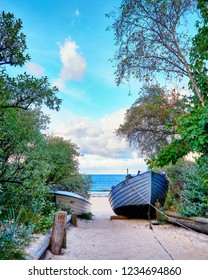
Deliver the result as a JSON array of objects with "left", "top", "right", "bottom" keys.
[
  {"left": 179, "top": 155, "right": 208, "bottom": 217},
  {"left": 0, "top": 210, "right": 33, "bottom": 260},
  {"left": 79, "top": 212, "right": 93, "bottom": 220},
  {"left": 153, "top": 158, "right": 194, "bottom": 211},
  {"left": 164, "top": 189, "right": 180, "bottom": 212},
  {"left": 32, "top": 210, "right": 56, "bottom": 234},
  {"left": 58, "top": 174, "right": 92, "bottom": 197}
]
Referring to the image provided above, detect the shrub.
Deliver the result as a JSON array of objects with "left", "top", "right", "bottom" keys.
[
  {"left": 0, "top": 210, "right": 33, "bottom": 260},
  {"left": 79, "top": 212, "right": 93, "bottom": 220},
  {"left": 179, "top": 155, "right": 208, "bottom": 217},
  {"left": 153, "top": 158, "right": 194, "bottom": 211}
]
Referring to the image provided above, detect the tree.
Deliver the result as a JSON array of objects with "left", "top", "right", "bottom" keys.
[
  {"left": 0, "top": 11, "right": 30, "bottom": 66},
  {"left": 0, "top": 108, "right": 51, "bottom": 217},
  {"left": 0, "top": 71, "right": 61, "bottom": 111},
  {"left": 0, "top": 11, "right": 61, "bottom": 112},
  {"left": 149, "top": 0, "right": 208, "bottom": 167},
  {"left": 0, "top": 11, "right": 61, "bottom": 220},
  {"left": 45, "top": 136, "right": 80, "bottom": 185},
  {"left": 109, "top": 0, "right": 208, "bottom": 167},
  {"left": 107, "top": 0, "right": 205, "bottom": 106},
  {"left": 116, "top": 84, "right": 186, "bottom": 158},
  {"left": 189, "top": 0, "right": 208, "bottom": 106},
  {"left": 45, "top": 136, "right": 91, "bottom": 196}
]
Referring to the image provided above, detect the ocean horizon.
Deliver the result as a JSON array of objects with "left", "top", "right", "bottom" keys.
[
  {"left": 87, "top": 174, "right": 127, "bottom": 196},
  {"left": 87, "top": 171, "right": 148, "bottom": 196}
]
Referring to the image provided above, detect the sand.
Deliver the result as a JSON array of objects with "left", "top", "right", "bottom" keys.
[{"left": 46, "top": 196, "right": 208, "bottom": 260}]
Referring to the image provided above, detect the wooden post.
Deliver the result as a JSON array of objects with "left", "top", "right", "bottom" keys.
[
  {"left": 71, "top": 213, "right": 77, "bottom": 227},
  {"left": 50, "top": 211, "right": 67, "bottom": 255}
]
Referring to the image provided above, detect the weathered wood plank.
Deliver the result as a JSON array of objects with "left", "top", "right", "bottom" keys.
[
  {"left": 26, "top": 233, "right": 51, "bottom": 260},
  {"left": 110, "top": 215, "right": 130, "bottom": 220},
  {"left": 164, "top": 211, "right": 208, "bottom": 235},
  {"left": 164, "top": 211, "right": 208, "bottom": 223}
]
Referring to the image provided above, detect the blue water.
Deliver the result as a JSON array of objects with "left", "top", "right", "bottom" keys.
[{"left": 88, "top": 174, "right": 126, "bottom": 196}]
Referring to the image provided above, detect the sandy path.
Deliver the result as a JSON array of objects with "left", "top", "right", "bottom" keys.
[{"left": 47, "top": 196, "right": 208, "bottom": 260}]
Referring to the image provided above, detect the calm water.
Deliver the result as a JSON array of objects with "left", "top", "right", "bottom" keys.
[{"left": 88, "top": 174, "right": 126, "bottom": 196}]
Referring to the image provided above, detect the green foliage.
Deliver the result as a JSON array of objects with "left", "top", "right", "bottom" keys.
[
  {"left": 148, "top": 139, "right": 190, "bottom": 167},
  {"left": 189, "top": 0, "right": 208, "bottom": 106},
  {"left": 0, "top": 11, "right": 62, "bottom": 258},
  {"left": 150, "top": 2, "right": 208, "bottom": 168},
  {"left": 0, "top": 109, "right": 52, "bottom": 220},
  {"left": 46, "top": 136, "right": 80, "bottom": 184},
  {"left": 79, "top": 212, "right": 93, "bottom": 220},
  {"left": 109, "top": 1, "right": 208, "bottom": 218},
  {"left": 46, "top": 136, "right": 92, "bottom": 196},
  {"left": 107, "top": 0, "right": 197, "bottom": 85},
  {"left": 0, "top": 11, "right": 61, "bottom": 222},
  {"left": 155, "top": 202, "right": 166, "bottom": 224},
  {"left": 164, "top": 190, "right": 180, "bottom": 212},
  {"left": 0, "top": 70, "right": 61, "bottom": 111},
  {"left": 109, "top": 1, "right": 207, "bottom": 168},
  {"left": 0, "top": 11, "right": 30, "bottom": 66},
  {"left": 179, "top": 155, "right": 208, "bottom": 217},
  {"left": 32, "top": 209, "right": 57, "bottom": 234},
  {"left": 154, "top": 157, "right": 208, "bottom": 217},
  {"left": 0, "top": 210, "right": 33, "bottom": 260},
  {"left": 0, "top": 11, "right": 90, "bottom": 259},
  {"left": 151, "top": 103, "right": 208, "bottom": 168},
  {"left": 117, "top": 84, "right": 186, "bottom": 158},
  {"left": 177, "top": 106, "right": 208, "bottom": 154},
  {"left": 58, "top": 174, "right": 92, "bottom": 197},
  {"left": 153, "top": 159, "right": 194, "bottom": 211}
]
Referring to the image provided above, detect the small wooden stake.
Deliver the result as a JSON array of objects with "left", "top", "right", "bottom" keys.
[
  {"left": 71, "top": 213, "right": 77, "bottom": 227},
  {"left": 50, "top": 211, "right": 67, "bottom": 255}
]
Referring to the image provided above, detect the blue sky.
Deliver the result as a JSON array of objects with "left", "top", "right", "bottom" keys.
[
  {"left": 1, "top": 0, "right": 146, "bottom": 174},
  {"left": 1, "top": 0, "right": 198, "bottom": 174}
]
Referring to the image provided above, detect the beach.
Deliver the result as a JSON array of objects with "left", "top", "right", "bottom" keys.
[{"left": 46, "top": 196, "right": 208, "bottom": 260}]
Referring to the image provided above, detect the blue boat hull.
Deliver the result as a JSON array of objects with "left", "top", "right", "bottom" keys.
[{"left": 109, "top": 171, "right": 169, "bottom": 218}]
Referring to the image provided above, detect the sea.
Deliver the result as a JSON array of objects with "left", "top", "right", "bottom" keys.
[{"left": 88, "top": 174, "right": 126, "bottom": 196}]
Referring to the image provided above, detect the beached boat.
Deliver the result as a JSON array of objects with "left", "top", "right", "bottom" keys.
[
  {"left": 109, "top": 171, "right": 169, "bottom": 218},
  {"left": 50, "top": 190, "right": 91, "bottom": 215}
]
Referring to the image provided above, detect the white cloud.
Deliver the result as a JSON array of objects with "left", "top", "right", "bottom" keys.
[
  {"left": 79, "top": 154, "right": 146, "bottom": 174},
  {"left": 26, "top": 62, "right": 44, "bottom": 76},
  {"left": 47, "top": 108, "right": 147, "bottom": 174},
  {"left": 50, "top": 109, "right": 128, "bottom": 157},
  {"left": 54, "top": 38, "right": 87, "bottom": 89}
]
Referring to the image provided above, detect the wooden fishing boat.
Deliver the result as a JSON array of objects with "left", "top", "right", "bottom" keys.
[
  {"left": 109, "top": 171, "right": 169, "bottom": 218},
  {"left": 50, "top": 191, "right": 91, "bottom": 215}
]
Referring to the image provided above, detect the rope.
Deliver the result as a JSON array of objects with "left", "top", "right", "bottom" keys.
[
  {"left": 151, "top": 200, "right": 208, "bottom": 237},
  {"left": 147, "top": 199, "right": 174, "bottom": 260},
  {"left": 134, "top": 186, "right": 208, "bottom": 260},
  {"left": 151, "top": 226, "right": 174, "bottom": 260},
  {"left": 134, "top": 184, "right": 208, "bottom": 237}
]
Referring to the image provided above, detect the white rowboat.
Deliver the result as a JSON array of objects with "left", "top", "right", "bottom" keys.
[{"left": 51, "top": 191, "right": 91, "bottom": 215}]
